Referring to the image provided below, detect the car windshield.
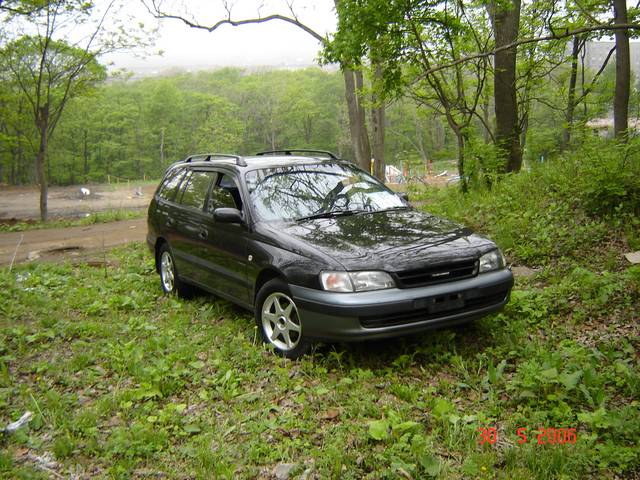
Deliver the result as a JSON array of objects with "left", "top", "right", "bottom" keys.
[{"left": 245, "top": 162, "right": 407, "bottom": 222}]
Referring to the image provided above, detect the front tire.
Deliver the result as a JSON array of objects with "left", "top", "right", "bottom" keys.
[{"left": 255, "top": 278, "right": 311, "bottom": 359}]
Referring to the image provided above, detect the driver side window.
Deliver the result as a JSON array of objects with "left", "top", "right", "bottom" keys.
[{"left": 206, "top": 173, "right": 242, "bottom": 213}]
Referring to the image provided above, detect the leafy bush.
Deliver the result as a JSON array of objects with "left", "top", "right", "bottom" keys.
[{"left": 414, "top": 137, "right": 640, "bottom": 266}]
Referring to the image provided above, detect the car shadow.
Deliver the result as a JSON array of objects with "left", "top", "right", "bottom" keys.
[
  {"left": 197, "top": 293, "right": 499, "bottom": 369},
  {"left": 309, "top": 320, "right": 494, "bottom": 370}
]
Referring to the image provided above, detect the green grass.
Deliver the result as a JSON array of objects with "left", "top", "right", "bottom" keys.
[
  {"left": 0, "top": 208, "right": 146, "bottom": 233},
  {"left": 0, "top": 243, "right": 637, "bottom": 478},
  {"left": 1, "top": 142, "right": 638, "bottom": 477}
]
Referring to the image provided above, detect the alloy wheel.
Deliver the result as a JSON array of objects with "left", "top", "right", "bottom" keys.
[
  {"left": 160, "top": 250, "right": 175, "bottom": 293},
  {"left": 261, "top": 292, "right": 301, "bottom": 351}
]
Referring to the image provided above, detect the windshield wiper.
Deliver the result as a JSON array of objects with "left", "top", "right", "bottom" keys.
[
  {"left": 369, "top": 206, "right": 411, "bottom": 214},
  {"left": 295, "top": 209, "right": 364, "bottom": 222}
]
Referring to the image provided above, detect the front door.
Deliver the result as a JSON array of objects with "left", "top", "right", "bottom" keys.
[{"left": 199, "top": 172, "right": 250, "bottom": 304}]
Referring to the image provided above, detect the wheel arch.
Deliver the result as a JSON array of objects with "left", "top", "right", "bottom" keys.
[
  {"left": 253, "top": 267, "right": 287, "bottom": 303},
  {"left": 154, "top": 237, "right": 169, "bottom": 273}
]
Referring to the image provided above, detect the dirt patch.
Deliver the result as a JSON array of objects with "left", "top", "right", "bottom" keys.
[
  {"left": 0, "top": 182, "right": 156, "bottom": 221},
  {"left": 0, "top": 218, "right": 147, "bottom": 266}
]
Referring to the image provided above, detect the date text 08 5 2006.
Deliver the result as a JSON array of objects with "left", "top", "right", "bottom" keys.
[{"left": 477, "top": 427, "right": 577, "bottom": 446}]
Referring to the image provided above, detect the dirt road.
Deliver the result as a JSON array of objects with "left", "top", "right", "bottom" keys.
[{"left": 0, "top": 218, "right": 147, "bottom": 266}]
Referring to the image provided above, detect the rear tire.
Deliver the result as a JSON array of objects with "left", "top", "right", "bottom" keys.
[
  {"left": 157, "top": 243, "right": 192, "bottom": 298},
  {"left": 255, "top": 278, "right": 311, "bottom": 359}
]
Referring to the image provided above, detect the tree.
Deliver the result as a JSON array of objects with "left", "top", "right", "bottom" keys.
[
  {"left": 0, "top": 34, "right": 106, "bottom": 220},
  {"left": 144, "top": 0, "right": 379, "bottom": 174},
  {"left": 613, "top": 0, "right": 630, "bottom": 139},
  {"left": 329, "top": 0, "right": 492, "bottom": 189},
  {"left": 487, "top": 0, "right": 522, "bottom": 173},
  {"left": 0, "top": 0, "right": 151, "bottom": 220}
]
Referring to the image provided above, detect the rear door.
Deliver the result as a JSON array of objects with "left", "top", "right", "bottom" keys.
[
  {"left": 151, "top": 167, "right": 188, "bottom": 246},
  {"left": 171, "top": 170, "right": 218, "bottom": 284}
]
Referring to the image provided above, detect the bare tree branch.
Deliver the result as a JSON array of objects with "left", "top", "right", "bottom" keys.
[
  {"left": 144, "top": 0, "right": 326, "bottom": 43},
  {"left": 574, "top": 44, "right": 616, "bottom": 106},
  {"left": 415, "top": 22, "right": 640, "bottom": 79}
]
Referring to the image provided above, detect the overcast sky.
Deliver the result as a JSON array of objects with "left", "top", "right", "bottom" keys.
[{"left": 105, "top": 1, "right": 337, "bottom": 73}]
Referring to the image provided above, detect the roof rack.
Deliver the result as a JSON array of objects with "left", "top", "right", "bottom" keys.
[
  {"left": 185, "top": 153, "right": 247, "bottom": 167},
  {"left": 255, "top": 149, "right": 338, "bottom": 160}
]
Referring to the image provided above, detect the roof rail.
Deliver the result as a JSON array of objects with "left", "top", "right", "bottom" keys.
[
  {"left": 185, "top": 153, "right": 247, "bottom": 167},
  {"left": 255, "top": 149, "right": 338, "bottom": 160}
]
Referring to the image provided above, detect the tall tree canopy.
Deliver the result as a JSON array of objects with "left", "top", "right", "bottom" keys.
[{"left": 0, "top": 0, "right": 151, "bottom": 220}]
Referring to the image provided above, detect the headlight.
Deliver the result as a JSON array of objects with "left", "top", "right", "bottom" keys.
[
  {"left": 320, "top": 271, "right": 395, "bottom": 292},
  {"left": 319, "top": 272, "right": 353, "bottom": 292},
  {"left": 479, "top": 249, "right": 506, "bottom": 273}
]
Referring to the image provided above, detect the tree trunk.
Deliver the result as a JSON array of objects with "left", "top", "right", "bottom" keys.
[
  {"left": 444, "top": 111, "right": 467, "bottom": 192},
  {"left": 455, "top": 128, "right": 468, "bottom": 193},
  {"left": 482, "top": 94, "right": 491, "bottom": 144},
  {"left": 83, "top": 129, "right": 89, "bottom": 180},
  {"left": 343, "top": 67, "right": 369, "bottom": 170},
  {"left": 488, "top": 0, "right": 522, "bottom": 173},
  {"left": 562, "top": 35, "right": 581, "bottom": 150},
  {"left": 354, "top": 69, "right": 372, "bottom": 171},
  {"left": 520, "top": 111, "right": 529, "bottom": 153},
  {"left": 613, "top": 0, "right": 630, "bottom": 140},
  {"left": 36, "top": 106, "right": 49, "bottom": 222},
  {"left": 370, "top": 62, "right": 385, "bottom": 180},
  {"left": 413, "top": 110, "right": 429, "bottom": 164},
  {"left": 70, "top": 151, "right": 76, "bottom": 185}
]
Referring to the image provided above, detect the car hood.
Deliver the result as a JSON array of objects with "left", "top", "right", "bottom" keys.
[{"left": 262, "top": 209, "right": 497, "bottom": 272}]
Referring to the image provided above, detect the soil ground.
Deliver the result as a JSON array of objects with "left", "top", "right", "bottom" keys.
[
  {"left": 0, "top": 182, "right": 156, "bottom": 266},
  {"left": 0, "top": 182, "right": 156, "bottom": 221},
  {"left": 0, "top": 218, "right": 147, "bottom": 266}
]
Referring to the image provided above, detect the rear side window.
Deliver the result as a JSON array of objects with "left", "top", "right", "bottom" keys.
[
  {"left": 158, "top": 168, "right": 186, "bottom": 202},
  {"left": 178, "top": 171, "right": 217, "bottom": 210}
]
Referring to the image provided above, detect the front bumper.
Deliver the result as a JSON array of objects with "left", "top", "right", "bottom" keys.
[{"left": 290, "top": 268, "right": 513, "bottom": 342}]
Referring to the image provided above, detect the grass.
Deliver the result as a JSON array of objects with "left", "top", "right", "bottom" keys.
[
  {"left": 0, "top": 208, "right": 146, "bottom": 233},
  {"left": 0, "top": 142, "right": 638, "bottom": 478}
]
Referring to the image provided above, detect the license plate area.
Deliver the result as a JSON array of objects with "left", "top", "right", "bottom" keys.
[{"left": 415, "top": 293, "right": 465, "bottom": 314}]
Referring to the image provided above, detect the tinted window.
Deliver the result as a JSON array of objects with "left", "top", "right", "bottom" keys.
[
  {"left": 207, "top": 174, "right": 241, "bottom": 212},
  {"left": 178, "top": 171, "right": 217, "bottom": 210},
  {"left": 158, "top": 168, "right": 186, "bottom": 202},
  {"left": 245, "top": 163, "right": 405, "bottom": 221}
]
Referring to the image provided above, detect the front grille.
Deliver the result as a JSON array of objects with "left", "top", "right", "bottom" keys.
[
  {"left": 394, "top": 259, "right": 478, "bottom": 288},
  {"left": 359, "top": 290, "right": 508, "bottom": 329}
]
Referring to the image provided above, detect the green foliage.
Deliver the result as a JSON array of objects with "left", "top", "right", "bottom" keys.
[
  {"left": 1, "top": 67, "right": 352, "bottom": 186},
  {"left": 0, "top": 235, "right": 636, "bottom": 477},
  {"left": 413, "top": 137, "right": 640, "bottom": 265}
]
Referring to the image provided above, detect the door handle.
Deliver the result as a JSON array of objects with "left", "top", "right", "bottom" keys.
[{"left": 198, "top": 229, "right": 208, "bottom": 240}]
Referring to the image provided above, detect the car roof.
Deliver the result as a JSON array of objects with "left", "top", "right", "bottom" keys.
[{"left": 169, "top": 151, "right": 349, "bottom": 173}]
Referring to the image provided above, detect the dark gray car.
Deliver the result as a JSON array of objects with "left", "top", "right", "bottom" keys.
[{"left": 147, "top": 150, "right": 513, "bottom": 358}]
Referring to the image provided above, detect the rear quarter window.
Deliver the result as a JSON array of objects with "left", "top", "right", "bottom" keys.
[
  {"left": 158, "top": 168, "right": 187, "bottom": 202},
  {"left": 178, "top": 171, "right": 217, "bottom": 210}
]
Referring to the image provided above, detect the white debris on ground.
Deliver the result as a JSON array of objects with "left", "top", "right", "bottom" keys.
[
  {"left": 1, "top": 411, "right": 33, "bottom": 435},
  {"left": 79, "top": 187, "right": 91, "bottom": 197},
  {"left": 273, "top": 463, "right": 297, "bottom": 480},
  {"left": 624, "top": 251, "right": 640, "bottom": 264}
]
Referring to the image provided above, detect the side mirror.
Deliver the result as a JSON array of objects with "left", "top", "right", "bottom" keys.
[
  {"left": 398, "top": 192, "right": 409, "bottom": 202},
  {"left": 213, "top": 207, "right": 243, "bottom": 224}
]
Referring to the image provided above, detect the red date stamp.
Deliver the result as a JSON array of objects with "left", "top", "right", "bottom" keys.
[{"left": 478, "top": 427, "right": 577, "bottom": 446}]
